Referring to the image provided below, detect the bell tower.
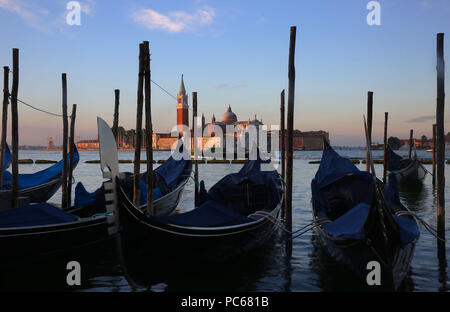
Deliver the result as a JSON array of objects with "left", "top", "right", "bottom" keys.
[{"left": 177, "top": 74, "right": 189, "bottom": 135}]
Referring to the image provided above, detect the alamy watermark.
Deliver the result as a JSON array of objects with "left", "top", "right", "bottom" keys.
[
  {"left": 66, "top": 1, "right": 82, "bottom": 26},
  {"left": 366, "top": 1, "right": 381, "bottom": 26},
  {"left": 169, "top": 118, "right": 281, "bottom": 171}
]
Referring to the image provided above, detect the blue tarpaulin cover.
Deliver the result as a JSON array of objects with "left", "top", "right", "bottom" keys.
[
  {"left": 313, "top": 139, "right": 419, "bottom": 245},
  {"left": 324, "top": 203, "right": 371, "bottom": 240},
  {"left": 148, "top": 156, "right": 281, "bottom": 227},
  {"left": 1, "top": 148, "right": 79, "bottom": 190},
  {"left": 75, "top": 153, "right": 191, "bottom": 209},
  {"left": 2, "top": 143, "right": 11, "bottom": 169},
  {"left": 0, "top": 203, "right": 78, "bottom": 228}
]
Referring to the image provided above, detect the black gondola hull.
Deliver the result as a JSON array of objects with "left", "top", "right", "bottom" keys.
[{"left": 314, "top": 225, "right": 416, "bottom": 290}]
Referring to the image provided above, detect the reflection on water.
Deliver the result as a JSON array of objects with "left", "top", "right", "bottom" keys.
[{"left": 0, "top": 149, "right": 448, "bottom": 292}]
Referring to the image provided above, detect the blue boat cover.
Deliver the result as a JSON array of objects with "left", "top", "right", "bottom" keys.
[
  {"left": 147, "top": 155, "right": 282, "bottom": 227},
  {"left": 150, "top": 200, "right": 252, "bottom": 227},
  {"left": 324, "top": 203, "right": 371, "bottom": 240},
  {"left": 314, "top": 139, "right": 371, "bottom": 189},
  {"left": 74, "top": 153, "right": 191, "bottom": 209},
  {"left": 313, "top": 139, "right": 419, "bottom": 245},
  {"left": 1, "top": 148, "right": 80, "bottom": 190},
  {"left": 386, "top": 145, "right": 412, "bottom": 171},
  {"left": 0, "top": 203, "right": 78, "bottom": 228},
  {"left": 2, "top": 143, "right": 11, "bottom": 169}
]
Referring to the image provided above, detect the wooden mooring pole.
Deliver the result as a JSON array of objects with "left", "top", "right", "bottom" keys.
[
  {"left": 11, "top": 49, "right": 19, "bottom": 208},
  {"left": 133, "top": 43, "right": 145, "bottom": 206},
  {"left": 280, "top": 89, "right": 286, "bottom": 181},
  {"left": 285, "top": 26, "right": 296, "bottom": 232},
  {"left": 432, "top": 123, "right": 437, "bottom": 187},
  {"left": 112, "top": 89, "right": 120, "bottom": 141},
  {"left": 61, "top": 73, "right": 68, "bottom": 209},
  {"left": 366, "top": 91, "right": 373, "bottom": 172},
  {"left": 435, "top": 33, "right": 445, "bottom": 248},
  {"left": 0, "top": 66, "right": 9, "bottom": 190},
  {"left": 67, "top": 104, "right": 76, "bottom": 207},
  {"left": 408, "top": 129, "right": 413, "bottom": 160},
  {"left": 383, "top": 112, "right": 388, "bottom": 183},
  {"left": 192, "top": 92, "right": 199, "bottom": 207},
  {"left": 143, "top": 41, "right": 154, "bottom": 215}
]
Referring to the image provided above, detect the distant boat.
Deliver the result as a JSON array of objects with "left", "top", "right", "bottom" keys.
[
  {"left": 311, "top": 139, "right": 419, "bottom": 290},
  {"left": 0, "top": 144, "right": 80, "bottom": 204},
  {"left": 386, "top": 145, "right": 427, "bottom": 183},
  {"left": 426, "top": 149, "right": 433, "bottom": 152}
]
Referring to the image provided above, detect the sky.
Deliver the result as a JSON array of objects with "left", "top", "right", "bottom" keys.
[{"left": 0, "top": 0, "right": 449, "bottom": 146}]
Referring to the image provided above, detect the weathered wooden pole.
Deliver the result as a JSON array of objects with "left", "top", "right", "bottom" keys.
[
  {"left": 366, "top": 91, "right": 373, "bottom": 172},
  {"left": 192, "top": 91, "right": 199, "bottom": 207},
  {"left": 435, "top": 33, "right": 445, "bottom": 247},
  {"left": 133, "top": 43, "right": 145, "bottom": 206},
  {"left": 61, "top": 73, "right": 68, "bottom": 209},
  {"left": 408, "top": 129, "right": 413, "bottom": 159},
  {"left": 383, "top": 112, "right": 388, "bottom": 183},
  {"left": 285, "top": 26, "right": 296, "bottom": 232},
  {"left": 143, "top": 41, "right": 154, "bottom": 215},
  {"left": 67, "top": 104, "right": 76, "bottom": 207},
  {"left": 432, "top": 123, "right": 437, "bottom": 186},
  {"left": 112, "top": 89, "right": 120, "bottom": 140},
  {"left": 0, "top": 66, "right": 9, "bottom": 190},
  {"left": 280, "top": 89, "right": 286, "bottom": 181},
  {"left": 11, "top": 49, "right": 19, "bottom": 208}
]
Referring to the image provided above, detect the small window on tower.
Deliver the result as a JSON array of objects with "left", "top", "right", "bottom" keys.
[{"left": 178, "top": 98, "right": 181, "bottom": 104}]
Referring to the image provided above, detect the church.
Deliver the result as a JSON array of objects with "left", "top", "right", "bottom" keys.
[{"left": 152, "top": 75, "right": 329, "bottom": 151}]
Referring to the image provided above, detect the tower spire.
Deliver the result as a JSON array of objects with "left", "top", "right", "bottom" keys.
[{"left": 179, "top": 74, "right": 186, "bottom": 95}]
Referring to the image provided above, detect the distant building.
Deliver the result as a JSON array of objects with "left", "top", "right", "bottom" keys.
[
  {"left": 47, "top": 137, "right": 55, "bottom": 149},
  {"left": 76, "top": 139, "right": 99, "bottom": 150}
]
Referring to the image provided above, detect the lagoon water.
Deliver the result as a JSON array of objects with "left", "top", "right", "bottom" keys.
[{"left": 1, "top": 149, "right": 449, "bottom": 292}]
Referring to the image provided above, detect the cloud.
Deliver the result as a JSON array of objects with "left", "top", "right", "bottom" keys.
[
  {"left": 216, "top": 83, "right": 229, "bottom": 89},
  {"left": 0, "top": 0, "right": 44, "bottom": 28},
  {"left": 131, "top": 6, "right": 215, "bottom": 33},
  {"left": 405, "top": 115, "right": 435, "bottom": 123}
]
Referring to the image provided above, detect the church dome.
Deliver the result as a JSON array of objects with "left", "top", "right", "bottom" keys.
[{"left": 221, "top": 105, "right": 237, "bottom": 124}]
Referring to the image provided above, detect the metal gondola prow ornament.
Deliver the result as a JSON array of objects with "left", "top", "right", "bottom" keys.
[{"left": 97, "top": 117, "right": 120, "bottom": 236}]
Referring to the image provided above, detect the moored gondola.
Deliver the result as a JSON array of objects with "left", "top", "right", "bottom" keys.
[
  {"left": 311, "top": 139, "right": 419, "bottom": 290},
  {"left": 386, "top": 145, "right": 427, "bottom": 183},
  {"left": 96, "top": 117, "right": 284, "bottom": 285},
  {"left": 0, "top": 145, "right": 80, "bottom": 204},
  {"left": 0, "top": 120, "right": 192, "bottom": 267}
]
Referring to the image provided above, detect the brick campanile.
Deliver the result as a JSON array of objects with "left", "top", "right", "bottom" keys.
[{"left": 177, "top": 74, "right": 189, "bottom": 135}]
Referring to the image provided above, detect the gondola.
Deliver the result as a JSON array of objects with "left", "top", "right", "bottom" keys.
[
  {"left": 73, "top": 147, "right": 192, "bottom": 217},
  {"left": 95, "top": 117, "right": 284, "bottom": 284},
  {"left": 311, "top": 139, "right": 419, "bottom": 290},
  {"left": 0, "top": 120, "right": 191, "bottom": 267},
  {"left": 0, "top": 145, "right": 80, "bottom": 204},
  {"left": 386, "top": 145, "right": 427, "bottom": 183}
]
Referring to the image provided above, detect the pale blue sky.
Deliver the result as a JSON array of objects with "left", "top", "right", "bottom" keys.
[{"left": 0, "top": 0, "right": 448, "bottom": 146}]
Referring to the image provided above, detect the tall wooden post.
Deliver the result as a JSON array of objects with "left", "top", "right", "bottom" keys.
[
  {"left": 143, "top": 41, "right": 154, "bottom": 214},
  {"left": 0, "top": 66, "right": 9, "bottom": 190},
  {"left": 61, "top": 73, "right": 68, "bottom": 209},
  {"left": 366, "top": 91, "right": 373, "bottom": 172},
  {"left": 112, "top": 89, "right": 120, "bottom": 140},
  {"left": 11, "top": 49, "right": 19, "bottom": 208},
  {"left": 133, "top": 43, "right": 145, "bottom": 206},
  {"left": 435, "top": 33, "right": 445, "bottom": 248},
  {"left": 408, "top": 129, "right": 413, "bottom": 159},
  {"left": 67, "top": 104, "right": 77, "bottom": 207},
  {"left": 280, "top": 89, "right": 286, "bottom": 181},
  {"left": 192, "top": 92, "right": 199, "bottom": 207},
  {"left": 285, "top": 26, "right": 296, "bottom": 232},
  {"left": 383, "top": 112, "right": 388, "bottom": 183},
  {"left": 432, "top": 124, "right": 437, "bottom": 186}
]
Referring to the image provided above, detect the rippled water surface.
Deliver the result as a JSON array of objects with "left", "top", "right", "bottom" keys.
[{"left": 2, "top": 149, "right": 449, "bottom": 292}]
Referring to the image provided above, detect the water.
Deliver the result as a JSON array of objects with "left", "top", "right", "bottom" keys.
[{"left": 2, "top": 149, "right": 449, "bottom": 292}]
